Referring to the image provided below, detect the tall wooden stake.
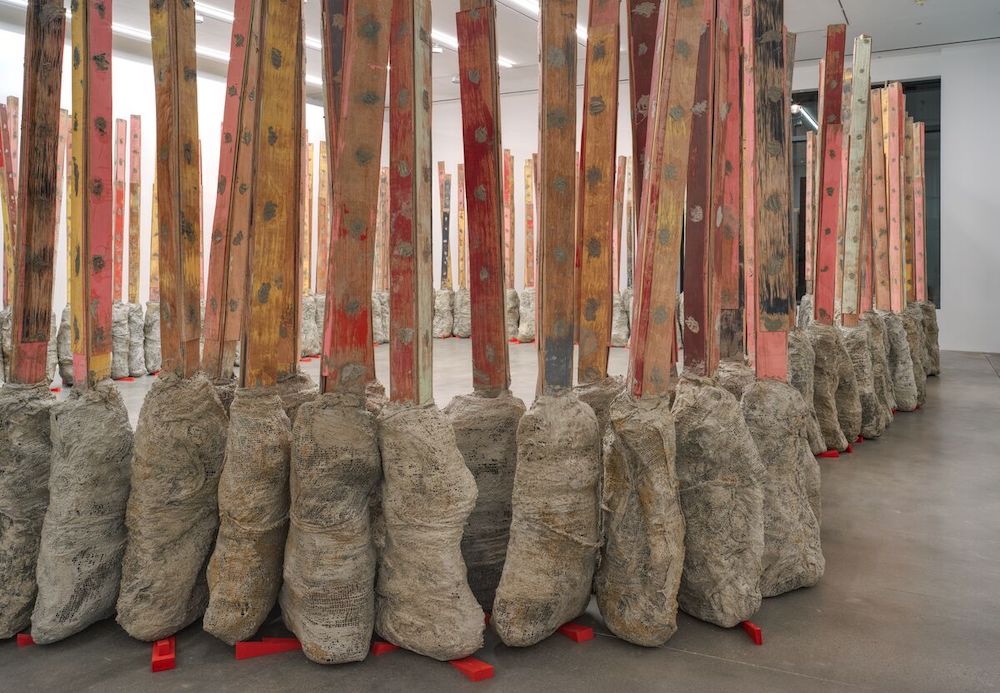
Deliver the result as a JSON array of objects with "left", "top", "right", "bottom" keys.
[
  {"left": 112, "top": 118, "right": 127, "bottom": 302},
  {"left": 914, "top": 122, "right": 927, "bottom": 302},
  {"left": 438, "top": 161, "right": 453, "bottom": 290},
  {"left": 502, "top": 148, "right": 515, "bottom": 291},
  {"left": 128, "top": 115, "right": 142, "bottom": 304},
  {"left": 613, "top": 155, "right": 626, "bottom": 293},
  {"left": 903, "top": 115, "right": 916, "bottom": 303},
  {"left": 457, "top": 162, "right": 468, "bottom": 290},
  {"left": 626, "top": 0, "right": 662, "bottom": 217},
  {"left": 316, "top": 139, "right": 330, "bottom": 294},
  {"left": 148, "top": 174, "right": 159, "bottom": 302},
  {"left": 523, "top": 158, "right": 535, "bottom": 289},
  {"left": 869, "top": 88, "right": 890, "bottom": 310},
  {"left": 885, "top": 83, "right": 905, "bottom": 312},
  {"left": 0, "top": 104, "right": 17, "bottom": 307},
  {"left": 302, "top": 138, "right": 313, "bottom": 295}
]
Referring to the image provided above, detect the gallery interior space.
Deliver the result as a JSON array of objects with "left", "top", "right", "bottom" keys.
[{"left": 0, "top": 0, "right": 998, "bottom": 691}]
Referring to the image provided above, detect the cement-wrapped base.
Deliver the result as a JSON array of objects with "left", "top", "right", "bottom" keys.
[
  {"left": 494, "top": 394, "right": 600, "bottom": 647},
  {"left": 453, "top": 289, "right": 472, "bottom": 338},
  {"left": 741, "top": 380, "right": 825, "bottom": 597},
  {"left": 117, "top": 373, "right": 228, "bottom": 641},
  {"left": 314, "top": 294, "right": 326, "bottom": 338},
  {"left": 0, "top": 384, "right": 54, "bottom": 638},
  {"left": 902, "top": 304, "right": 928, "bottom": 406},
  {"left": 372, "top": 292, "right": 389, "bottom": 345},
  {"left": 0, "top": 308, "right": 9, "bottom": 382},
  {"left": 433, "top": 289, "right": 455, "bottom": 339},
  {"left": 610, "top": 291, "right": 629, "bottom": 347},
  {"left": 300, "top": 296, "right": 320, "bottom": 357},
  {"left": 444, "top": 391, "right": 525, "bottom": 611},
  {"left": 56, "top": 306, "right": 73, "bottom": 386},
  {"left": 834, "top": 332, "right": 862, "bottom": 444},
  {"left": 841, "top": 324, "right": 888, "bottom": 440},
  {"left": 879, "top": 311, "right": 918, "bottom": 412},
  {"left": 376, "top": 402, "right": 483, "bottom": 660},
  {"left": 788, "top": 329, "right": 828, "bottom": 455},
  {"left": 516, "top": 288, "right": 535, "bottom": 343},
  {"left": 111, "top": 302, "right": 130, "bottom": 380},
  {"left": 281, "top": 392, "right": 381, "bottom": 664},
  {"left": 623, "top": 288, "right": 634, "bottom": 331},
  {"left": 504, "top": 289, "right": 520, "bottom": 340},
  {"left": 798, "top": 295, "right": 815, "bottom": 329},
  {"left": 143, "top": 302, "right": 162, "bottom": 374},
  {"left": 575, "top": 376, "right": 625, "bottom": 436},
  {"left": 596, "top": 394, "right": 685, "bottom": 646},
  {"left": 806, "top": 323, "right": 849, "bottom": 452},
  {"left": 205, "top": 389, "right": 291, "bottom": 645},
  {"left": 918, "top": 301, "right": 940, "bottom": 376},
  {"left": 716, "top": 360, "right": 756, "bottom": 400},
  {"left": 46, "top": 315, "right": 57, "bottom": 384},
  {"left": 275, "top": 371, "right": 318, "bottom": 425},
  {"left": 862, "top": 312, "right": 897, "bottom": 421},
  {"left": 32, "top": 381, "right": 133, "bottom": 644},
  {"left": 127, "top": 304, "right": 146, "bottom": 377},
  {"left": 672, "top": 377, "right": 764, "bottom": 627},
  {"left": 213, "top": 378, "right": 237, "bottom": 415}
]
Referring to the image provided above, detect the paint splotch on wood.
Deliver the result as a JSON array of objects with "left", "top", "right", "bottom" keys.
[
  {"left": 112, "top": 118, "right": 126, "bottom": 301},
  {"left": 577, "top": 0, "right": 620, "bottom": 384},
  {"left": 128, "top": 115, "right": 142, "bottom": 304},
  {"left": 456, "top": 1, "right": 511, "bottom": 395},
  {"left": 320, "top": 3, "right": 391, "bottom": 394},
  {"left": 9, "top": 0, "right": 65, "bottom": 384},
  {"left": 813, "top": 23, "right": 846, "bottom": 325},
  {"left": 457, "top": 163, "right": 468, "bottom": 290},
  {"left": 630, "top": 0, "right": 705, "bottom": 398}
]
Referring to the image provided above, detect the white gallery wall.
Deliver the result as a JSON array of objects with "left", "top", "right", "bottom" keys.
[{"left": 0, "top": 24, "right": 996, "bottom": 353}]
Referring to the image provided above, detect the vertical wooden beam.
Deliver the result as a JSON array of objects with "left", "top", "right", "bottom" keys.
[
  {"left": 576, "top": 0, "right": 620, "bottom": 384},
  {"left": 629, "top": 0, "right": 705, "bottom": 398},
  {"left": 456, "top": 1, "right": 510, "bottom": 394},
  {"left": 903, "top": 115, "right": 916, "bottom": 303},
  {"left": 438, "top": 161, "right": 453, "bottom": 290},
  {"left": 315, "top": 139, "right": 330, "bottom": 294},
  {"left": 624, "top": 158, "right": 634, "bottom": 290},
  {"left": 869, "top": 88, "right": 890, "bottom": 310},
  {"left": 375, "top": 166, "right": 390, "bottom": 292},
  {"left": 150, "top": 0, "right": 204, "bottom": 380},
  {"left": 63, "top": 110, "right": 71, "bottom": 303},
  {"left": 9, "top": 0, "right": 65, "bottom": 384},
  {"left": 804, "top": 129, "right": 816, "bottom": 294},
  {"left": 885, "top": 82, "right": 905, "bottom": 312},
  {"left": 612, "top": 155, "right": 626, "bottom": 293},
  {"left": 317, "top": 0, "right": 346, "bottom": 298},
  {"left": 55, "top": 109, "right": 69, "bottom": 304},
  {"left": 128, "top": 115, "right": 142, "bottom": 304},
  {"left": 813, "top": 24, "right": 846, "bottom": 325},
  {"left": 242, "top": 0, "right": 303, "bottom": 389},
  {"left": 523, "top": 158, "right": 535, "bottom": 289},
  {"left": 0, "top": 105, "right": 17, "bottom": 307},
  {"left": 840, "top": 35, "right": 872, "bottom": 326},
  {"left": 682, "top": 0, "right": 715, "bottom": 377},
  {"left": 148, "top": 175, "right": 159, "bottom": 301},
  {"left": 740, "top": 0, "right": 758, "bottom": 364},
  {"left": 626, "top": 0, "right": 662, "bottom": 217},
  {"left": 750, "top": 0, "right": 794, "bottom": 380},
  {"left": 113, "top": 117, "right": 127, "bottom": 302},
  {"left": 319, "top": 3, "right": 391, "bottom": 394},
  {"left": 502, "top": 148, "right": 515, "bottom": 290},
  {"left": 457, "top": 163, "right": 468, "bottom": 290},
  {"left": 303, "top": 139, "right": 313, "bottom": 295},
  {"left": 914, "top": 122, "right": 927, "bottom": 302},
  {"left": 388, "top": 0, "right": 434, "bottom": 405}
]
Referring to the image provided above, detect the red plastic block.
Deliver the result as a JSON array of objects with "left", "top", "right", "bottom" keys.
[
  {"left": 558, "top": 622, "right": 594, "bottom": 643},
  {"left": 16, "top": 633, "right": 34, "bottom": 647},
  {"left": 49, "top": 387, "right": 61, "bottom": 393},
  {"left": 817, "top": 449, "right": 840, "bottom": 459},
  {"left": 855, "top": 436, "right": 864, "bottom": 444},
  {"left": 235, "top": 637, "right": 302, "bottom": 660},
  {"left": 450, "top": 656, "right": 495, "bottom": 682},
  {"left": 845, "top": 444, "right": 854, "bottom": 454},
  {"left": 116, "top": 376, "right": 137, "bottom": 382},
  {"left": 371, "top": 640, "right": 399, "bottom": 657},
  {"left": 509, "top": 338, "right": 519, "bottom": 343},
  {"left": 151, "top": 637, "right": 176, "bottom": 673},
  {"left": 741, "top": 620, "right": 763, "bottom": 646},
  {"left": 484, "top": 612, "right": 491, "bottom": 625}
]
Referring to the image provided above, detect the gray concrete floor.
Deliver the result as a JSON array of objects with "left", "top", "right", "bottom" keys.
[{"left": 6, "top": 344, "right": 1000, "bottom": 692}]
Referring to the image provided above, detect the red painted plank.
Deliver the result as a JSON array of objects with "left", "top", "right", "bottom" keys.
[
  {"left": 612, "top": 155, "right": 626, "bottom": 293},
  {"left": 113, "top": 118, "right": 126, "bottom": 302},
  {"left": 740, "top": 0, "right": 758, "bottom": 365},
  {"left": 625, "top": 0, "right": 662, "bottom": 218},
  {"left": 885, "top": 83, "right": 905, "bottom": 312}
]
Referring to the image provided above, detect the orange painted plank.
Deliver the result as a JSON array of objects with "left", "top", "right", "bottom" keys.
[
  {"left": 438, "top": 162, "right": 453, "bottom": 290},
  {"left": 113, "top": 118, "right": 126, "bottom": 302},
  {"left": 502, "top": 148, "right": 515, "bottom": 291},
  {"left": 316, "top": 139, "right": 330, "bottom": 294},
  {"left": 612, "top": 155, "right": 626, "bottom": 293},
  {"left": 128, "top": 115, "right": 142, "bottom": 304},
  {"left": 913, "top": 122, "right": 927, "bottom": 302},
  {"left": 804, "top": 130, "right": 816, "bottom": 295},
  {"left": 869, "top": 88, "right": 891, "bottom": 310},
  {"left": 0, "top": 105, "right": 17, "bottom": 307},
  {"left": 885, "top": 83, "right": 905, "bottom": 312},
  {"left": 523, "top": 158, "right": 535, "bottom": 289},
  {"left": 903, "top": 116, "right": 916, "bottom": 303},
  {"left": 740, "top": 0, "right": 758, "bottom": 364},
  {"left": 457, "top": 163, "right": 468, "bottom": 290}
]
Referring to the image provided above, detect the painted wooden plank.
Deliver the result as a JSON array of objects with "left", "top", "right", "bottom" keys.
[
  {"left": 523, "top": 158, "right": 535, "bottom": 289},
  {"left": 914, "top": 122, "right": 927, "bottom": 302},
  {"left": 629, "top": 0, "right": 705, "bottom": 398},
  {"left": 834, "top": 67, "right": 851, "bottom": 322},
  {"left": 784, "top": 29, "right": 796, "bottom": 293},
  {"left": 613, "top": 155, "right": 626, "bottom": 293},
  {"left": 317, "top": 0, "right": 346, "bottom": 299},
  {"left": 576, "top": 0, "right": 620, "bottom": 384},
  {"left": 869, "top": 88, "right": 890, "bottom": 310},
  {"left": 804, "top": 130, "right": 816, "bottom": 295},
  {"left": 885, "top": 82, "right": 905, "bottom": 312},
  {"left": 740, "top": 0, "right": 758, "bottom": 365},
  {"left": 128, "top": 115, "right": 142, "bottom": 304},
  {"left": 388, "top": 0, "right": 434, "bottom": 405},
  {"left": 502, "top": 148, "right": 515, "bottom": 290},
  {"left": 319, "top": 3, "right": 391, "bottom": 394},
  {"left": 439, "top": 161, "right": 453, "bottom": 290},
  {"left": 316, "top": 139, "right": 330, "bottom": 294},
  {"left": 903, "top": 116, "right": 916, "bottom": 303},
  {"left": 149, "top": 176, "right": 159, "bottom": 301},
  {"left": 302, "top": 138, "right": 313, "bottom": 295},
  {"left": 374, "top": 166, "right": 390, "bottom": 292},
  {"left": 859, "top": 129, "right": 874, "bottom": 315},
  {"left": 9, "top": 0, "right": 65, "bottom": 384},
  {"left": 203, "top": 0, "right": 261, "bottom": 381},
  {"left": 624, "top": 157, "right": 634, "bottom": 290},
  {"left": 812, "top": 23, "right": 847, "bottom": 325},
  {"left": 55, "top": 110, "right": 69, "bottom": 304},
  {"left": 682, "top": 0, "right": 715, "bottom": 377},
  {"left": 457, "top": 163, "right": 468, "bottom": 290},
  {"left": 63, "top": 110, "right": 71, "bottom": 303},
  {"left": 0, "top": 105, "right": 16, "bottom": 307},
  {"left": 242, "top": 0, "right": 303, "bottom": 389},
  {"left": 840, "top": 35, "right": 872, "bottom": 325},
  {"left": 150, "top": 0, "right": 204, "bottom": 379},
  {"left": 626, "top": 0, "right": 662, "bottom": 217},
  {"left": 6, "top": 97, "right": 19, "bottom": 197},
  {"left": 456, "top": 1, "right": 511, "bottom": 394},
  {"left": 112, "top": 118, "right": 126, "bottom": 302}
]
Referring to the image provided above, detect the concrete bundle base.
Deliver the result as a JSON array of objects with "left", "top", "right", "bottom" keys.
[
  {"left": 918, "top": 301, "right": 940, "bottom": 376},
  {"left": 372, "top": 292, "right": 389, "bottom": 345},
  {"left": 878, "top": 311, "right": 918, "bottom": 412},
  {"left": 504, "top": 289, "right": 520, "bottom": 341},
  {"left": 806, "top": 323, "right": 850, "bottom": 452},
  {"left": 516, "top": 288, "right": 535, "bottom": 343},
  {"left": 841, "top": 323, "right": 889, "bottom": 440},
  {"left": 788, "top": 329, "right": 829, "bottom": 455},
  {"left": 111, "top": 302, "right": 130, "bottom": 380},
  {"left": 610, "top": 291, "right": 630, "bottom": 347},
  {"left": 143, "top": 302, "right": 161, "bottom": 374},
  {"left": 300, "top": 295, "right": 321, "bottom": 357},
  {"left": 56, "top": 306, "right": 73, "bottom": 386},
  {"left": 127, "top": 304, "right": 146, "bottom": 377},
  {"left": 433, "top": 289, "right": 455, "bottom": 339},
  {"left": 452, "top": 289, "right": 472, "bottom": 338}
]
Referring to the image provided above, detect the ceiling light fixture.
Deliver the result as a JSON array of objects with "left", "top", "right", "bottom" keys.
[{"left": 194, "top": 2, "right": 235, "bottom": 23}]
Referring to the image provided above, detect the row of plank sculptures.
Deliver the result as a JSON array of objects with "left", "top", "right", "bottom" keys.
[{"left": 0, "top": 0, "right": 939, "bottom": 668}]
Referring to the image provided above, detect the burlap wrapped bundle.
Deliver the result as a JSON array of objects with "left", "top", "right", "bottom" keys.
[
  {"left": 610, "top": 291, "right": 629, "bottom": 347},
  {"left": 504, "top": 288, "right": 520, "bottom": 340},
  {"left": 622, "top": 288, "right": 634, "bottom": 331},
  {"left": 716, "top": 359, "right": 756, "bottom": 400},
  {"left": 0, "top": 335, "right": 4, "bottom": 385},
  {"left": 596, "top": 394, "right": 685, "bottom": 646},
  {"left": 143, "top": 302, "right": 161, "bottom": 374},
  {"left": 275, "top": 371, "right": 318, "bottom": 425},
  {"left": 840, "top": 323, "right": 888, "bottom": 439},
  {"left": 444, "top": 391, "right": 525, "bottom": 610},
  {"left": 798, "top": 294, "right": 815, "bottom": 328},
  {"left": 433, "top": 288, "right": 455, "bottom": 339},
  {"left": 878, "top": 310, "right": 918, "bottom": 411},
  {"left": 127, "top": 304, "right": 146, "bottom": 377},
  {"left": 903, "top": 303, "right": 928, "bottom": 406},
  {"left": 46, "top": 314, "right": 57, "bottom": 384},
  {"left": 32, "top": 381, "right": 133, "bottom": 643},
  {"left": 453, "top": 289, "right": 472, "bottom": 338},
  {"left": 204, "top": 389, "right": 291, "bottom": 645},
  {"left": 788, "top": 328, "right": 828, "bottom": 455},
  {"left": 672, "top": 377, "right": 765, "bottom": 627},
  {"left": 111, "top": 302, "right": 130, "bottom": 380},
  {"left": 833, "top": 332, "right": 862, "bottom": 444},
  {"left": 300, "top": 295, "right": 321, "bottom": 357},
  {"left": 516, "top": 288, "right": 535, "bottom": 343},
  {"left": 494, "top": 394, "right": 600, "bottom": 647},
  {"left": 575, "top": 376, "right": 625, "bottom": 436},
  {"left": 281, "top": 391, "right": 381, "bottom": 664},
  {"left": 371, "top": 291, "right": 389, "bottom": 345},
  {"left": 862, "top": 312, "right": 897, "bottom": 420},
  {"left": 0, "top": 308, "right": 11, "bottom": 380},
  {"left": 918, "top": 301, "right": 940, "bottom": 376},
  {"left": 742, "top": 380, "right": 824, "bottom": 597},
  {"left": 376, "top": 402, "right": 484, "bottom": 660},
  {"left": 806, "top": 323, "right": 849, "bottom": 452},
  {"left": 0, "top": 383, "right": 54, "bottom": 638},
  {"left": 116, "top": 373, "right": 228, "bottom": 641}
]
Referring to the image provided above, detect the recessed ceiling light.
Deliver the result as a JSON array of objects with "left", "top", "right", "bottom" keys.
[{"left": 195, "top": 14, "right": 205, "bottom": 24}]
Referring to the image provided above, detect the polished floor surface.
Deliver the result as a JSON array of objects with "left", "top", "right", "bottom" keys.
[{"left": 4, "top": 344, "right": 999, "bottom": 692}]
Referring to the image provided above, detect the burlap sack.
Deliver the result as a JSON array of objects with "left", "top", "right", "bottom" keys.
[
  {"left": 371, "top": 291, "right": 389, "bottom": 345},
  {"left": 716, "top": 359, "right": 756, "bottom": 400},
  {"left": 128, "top": 303, "right": 146, "bottom": 377},
  {"left": 610, "top": 291, "right": 629, "bottom": 347},
  {"left": 878, "top": 310, "right": 918, "bottom": 412},
  {"left": 575, "top": 376, "right": 625, "bottom": 437},
  {"left": 0, "top": 308, "right": 11, "bottom": 380},
  {"left": 453, "top": 289, "right": 472, "bottom": 338},
  {"left": 275, "top": 371, "right": 318, "bottom": 426},
  {"left": 111, "top": 302, "right": 130, "bottom": 380},
  {"left": 806, "top": 323, "right": 849, "bottom": 452},
  {"left": 841, "top": 323, "right": 888, "bottom": 439},
  {"left": 903, "top": 303, "right": 928, "bottom": 406},
  {"left": 143, "top": 302, "right": 161, "bottom": 374},
  {"left": 300, "top": 295, "right": 321, "bottom": 357},
  {"left": 862, "top": 311, "right": 897, "bottom": 420},
  {"left": 788, "top": 328, "right": 829, "bottom": 455},
  {"left": 46, "top": 313, "right": 57, "bottom": 384},
  {"left": 56, "top": 305, "right": 73, "bottom": 386},
  {"left": 918, "top": 301, "right": 940, "bottom": 376}
]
